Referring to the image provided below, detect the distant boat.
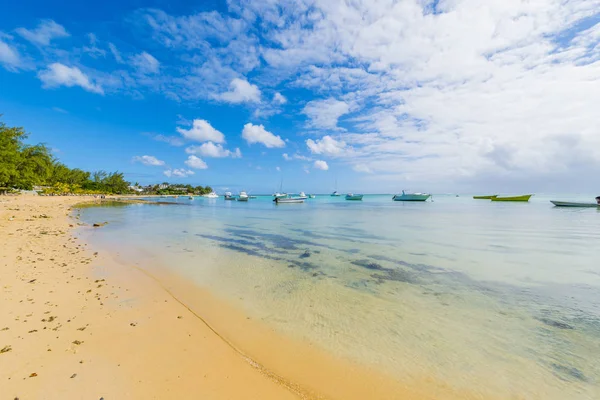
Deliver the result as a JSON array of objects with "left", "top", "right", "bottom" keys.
[
  {"left": 550, "top": 201, "right": 599, "bottom": 207},
  {"left": 392, "top": 191, "right": 431, "bottom": 201},
  {"left": 203, "top": 192, "right": 219, "bottom": 198},
  {"left": 308, "top": 194, "right": 316, "bottom": 199},
  {"left": 331, "top": 191, "right": 341, "bottom": 197},
  {"left": 188, "top": 196, "right": 194, "bottom": 200},
  {"left": 473, "top": 195, "right": 498, "bottom": 200},
  {"left": 274, "top": 197, "right": 304, "bottom": 204},
  {"left": 273, "top": 178, "right": 287, "bottom": 198},
  {"left": 248, "top": 195, "right": 257, "bottom": 199},
  {"left": 237, "top": 191, "right": 249, "bottom": 202},
  {"left": 297, "top": 192, "right": 308, "bottom": 200},
  {"left": 224, "top": 191, "right": 235, "bottom": 200},
  {"left": 491, "top": 194, "right": 532, "bottom": 202},
  {"left": 345, "top": 193, "right": 363, "bottom": 201}
]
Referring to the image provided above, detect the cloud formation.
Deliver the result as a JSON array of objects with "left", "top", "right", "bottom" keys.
[
  {"left": 164, "top": 168, "right": 195, "bottom": 177},
  {"left": 38, "top": 63, "right": 104, "bottom": 94},
  {"left": 313, "top": 160, "right": 329, "bottom": 171},
  {"left": 16, "top": 20, "right": 69, "bottom": 46},
  {"left": 302, "top": 98, "right": 351, "bottom": 130},
  {"left": 177, "top": 119, "right": 225, "bottom": 143},
  {"left": 0, "top": 39, "right": 22, "bottom": 71},
  {"left": 131, "top": 51, "right": 160, "bottom": 74},
  {"left": 184, "top": 155, "right": 208, "bottom": 169},
  {"left": 132, "top": 155, "right": 165, "bottom": 166},
  {"left": 242, "top": 123, "right": 285, "bottom": 148},
  {"left": 216, "top": 78, "right": 261, "bottom": 104},
  {"left": 306, "top": 135, "right": 347, "bottom": 156},
  {"left": 186, "top": 142, "right": 241, "bottom": 158}
]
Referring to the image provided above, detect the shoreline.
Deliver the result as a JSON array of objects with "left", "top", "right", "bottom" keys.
[{"left": 2, "top": 195, "right": 496, "bottom": 400}]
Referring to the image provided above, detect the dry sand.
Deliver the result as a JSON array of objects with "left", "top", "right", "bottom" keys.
[{"left": 1, "top": 195, "right": 488, "bottom": 400}]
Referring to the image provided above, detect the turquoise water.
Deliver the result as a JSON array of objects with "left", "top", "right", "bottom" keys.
[{"left": 79, "top": 194, "right": 600, "bottom": 399}]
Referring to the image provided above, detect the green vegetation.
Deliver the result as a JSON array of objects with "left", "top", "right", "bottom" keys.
[{"left": 1, "top": 119, "right": 213, "bottom": 196}]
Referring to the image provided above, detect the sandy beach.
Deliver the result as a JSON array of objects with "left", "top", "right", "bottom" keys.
[{"left": 0, "top": 195, "right": 300, "bottom": 400}]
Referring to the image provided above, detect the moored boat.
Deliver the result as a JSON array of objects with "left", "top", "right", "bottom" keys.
[
  {"left": 224, "top": 191, "right": 235, "bottom": 200},
  {"left": 491, "top": 194, "right": 532, "bottom": 202},
  {"left": 331, "top": 191, "right": 341, "bottom": 197},
  {"left": 308, "top": 194, "right": 316, "bottom": 199},
  {"left": 237, "top": 191, "right": 249, "bottom": 201},
  {"left": 203, "top": 192, "right": 219, "bottom": 198},
  {"left": 392, "top": 190, "right": 431, "bottom": 201},
  {"left": 550, "top": 201, "right": 599, "bottom": 207},
  {"left": 473, "top": 195, "right": 498, "bottom": 200},
  {"left": 345, "top": 193, "right": 363, "bottom": 200},
  {"left": 274, "top": 197, "right": 304, "bottom": 204}
]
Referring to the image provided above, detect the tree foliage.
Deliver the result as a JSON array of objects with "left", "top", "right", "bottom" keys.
[{"left": 0, "top": 120, "right": 130, "bottom": 194}]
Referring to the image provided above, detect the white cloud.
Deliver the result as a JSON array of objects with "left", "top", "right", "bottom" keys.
[
  {"left": 302, "top": 98, "right": 351, "bottom": 130},
  {"left": 306, "top": 135, "right": 347, "bottom": 156},
  {"left": 0, "top": 39, "right": 22, "bottom": 71},
  {"left": 184, "top": 155, "right": 208, "bottom": 169},
  {"left": 38, "top": 63, "right": 104, "bottom": 94},
  {"left": 283, "top": 152, "right": 311, "bottom": 161},
  {"left": 242, "top": 123, "right": 285, "bottom": 148},
  {"left": 16, "top": 20, "right": 69, "bottom": 46},
  {"left": 108, "top": 43, "right": 124, "bottom": 63},
  {"left": 186, "top": 142, "right": 241, "bottom": 158},
  {"left": 131, "top": 51, "right": 160, "bottom": 74},
  {"left": 276, "top": 166, "right": 281, "bottom": 171},
  {"left": 282, "top": 153, "right": 291, "bottom": 161},
  {"left": 216, "top": 78, "right": 261, "bottom": 103},
  {"left": 164, "top": 168, "right": 195, "bottom": 178},
  {"left": 132, "top": 155, "right": 165, "bottom": 166},
  {"left": 313, "top": 160, "right": 329, "bottom": 171},
  {"left": 83, "top": 33, "right": 106, "bottom": 58},
  {"left": 273, "top": 92, "right": 287, "bottom": 104},
  {"left": 177, "top": 119, "right": 225, "bottom": 143}
]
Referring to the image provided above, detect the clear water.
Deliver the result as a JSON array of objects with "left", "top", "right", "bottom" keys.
[{"left": 78, "top": 194, "right": 600, "bottom": 399}]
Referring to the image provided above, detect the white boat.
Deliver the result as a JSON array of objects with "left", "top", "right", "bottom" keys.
[
  {"left": 297, "top": 192, "right": 308, "bottom": 200},
  {"left": 224, "top": 191, "right": 235, "bottom": 200},
  {"left": 237, "top": 191, "right": 249, "bottom": 201},
  {"left": 274, "top": 197, "right": 304, "bottom": 204},
  {"left": 550, "top": 201, "right": 599, "bottom": 207},
  {"left": 188, "top": 196, "right": 194, "bottom": 200},
  {"left": 308, "top": 194, "right": 316, "bottom": 199},
  {"left": 331, "top": 191, "right": 341, "bottom": 197},
  {"left": 203, "top": 192, "right": 219, "bottom": 198},
  {"left": 273, "top": 192, "right": 288, "bottom": 198},
  {"left": 392, "top": 190, "right": 431, "bottom": 201},
  {"left": 345, "top": 193, "right": 363, "bottom": 200}
]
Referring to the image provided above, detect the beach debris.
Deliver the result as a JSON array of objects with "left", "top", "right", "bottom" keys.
[
  {"left": 28, "top": 279, "right": 36, "bottom": 283},
  {"left": 177, "top": 316, "right": 183, "bottom": 319},
  {"left": 92, "top": 222, "right": 108, "bottom": 227},
  {"left": 72, "top": 340, "right": 83, "bottom": 345},
  {"left": 130, "top": 322, "right": 137, "bottom": 327},
  {"left": 70, "top": 373, "right": 77, "bottom": 379},
  {"left": 299, "top": 250, "right": 311, "bottom": 258},
  {"left": 29, "top": 373, "right": 38, "bottom": 378},
  {"left": 1, "top": 345, "right": 12, "bottom": 353}
]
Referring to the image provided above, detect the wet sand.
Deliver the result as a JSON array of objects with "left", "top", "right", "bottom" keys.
[{"left": 1, "top": 195, "right": 499, "bottom": 400}]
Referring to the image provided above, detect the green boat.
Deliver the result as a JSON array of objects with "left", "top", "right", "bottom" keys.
[
  {"left": 473, "top": 195, "right": 498, "bottom": 200},
  {"left": 345, "top": 193, "right": 363, "bottom": 201},
  {"left": 491, "top": 194, "right": 533, "bottom": 202}
]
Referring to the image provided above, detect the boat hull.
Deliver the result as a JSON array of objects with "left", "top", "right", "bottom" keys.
[
  {"left": 473, "top": 195, "right": 498, "bottom": 200},
  {"left": 491, "top": 195, "right": 532, "bottom": 202},
  {"left": 274, "top": 198, "right": 304, "bottom": 204},
  {"left": 550, "top": 201, "right": 599, "bottom": 207},
  {"left": 237, "top": 197, "right": 249, "bottom": 202},
  {"left": 393, "top": 194, "right": 430, "bottom": 201},
  {"left": 345, "top": 195, "right": 363, "bottom": 200}
]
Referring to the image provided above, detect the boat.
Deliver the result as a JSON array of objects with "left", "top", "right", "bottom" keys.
[
  {"left": 237, "top": 191, "right": 249, "bottom": 202},
  {"left": 345, "top": 193, "right": 363, "bottom": 201},
  {"left": 491, "top": 194, "right": 532, "bottom": 202},
  {"left": 473, "top": 195, "right": 498, "bottom": 200},
  {"left": 203, "top": 192, "right": 219, "bottom": 198},
  {"left": 224, "top": 191, "right": 235, "bottom": 200},
  {"left": 330, "top": 191, "right": 341, "bottom": 197},
  {"left": 188, "top": 196, "right": 194, "bottom": 200},
  {"left": 308, "top": 194, "right": 316, "bottom": 199},
  {"left": 392, "top": 191, "right": 431, "bottom": 201},
  {"left": 550, "top": 201, "right": 600, "bottom": 207},
  {"left": 297, "top": 192, "right": 308, "bottom": 200},
  {"left": 273, "top": 178, "right": 287, "bottom": 199},
  {"left": 248, "top": 195, "right": 257, "bottom": 199},
  {"left": 274, "top": 197, "right": 304, "bottom": 204}
]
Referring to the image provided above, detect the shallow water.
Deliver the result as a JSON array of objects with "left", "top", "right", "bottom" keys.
[{"left": 78, "top": 194, "right": 600, "bottom": 399}]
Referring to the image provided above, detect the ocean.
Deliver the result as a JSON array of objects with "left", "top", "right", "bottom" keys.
[{"left": 77, "top": 194, "right": 600, "bottom": 399}]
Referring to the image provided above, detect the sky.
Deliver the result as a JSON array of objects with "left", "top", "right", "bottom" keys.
[{"left": 1, "top": 0, "right": 599, "bottom": 194}]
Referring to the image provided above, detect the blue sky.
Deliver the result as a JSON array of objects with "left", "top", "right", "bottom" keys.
[{"left": 1, "top": 0, "right": 599, "bottom": 194}]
